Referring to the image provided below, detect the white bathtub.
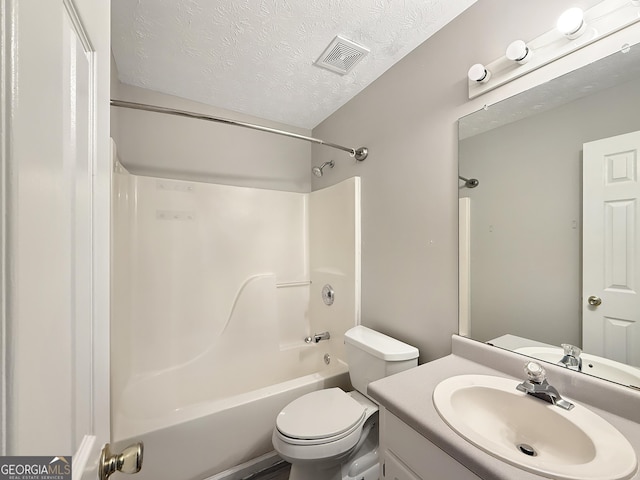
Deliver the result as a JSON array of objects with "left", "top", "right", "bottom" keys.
[{"left": 112, "top": 346, "right": 350, "bottom": 480}]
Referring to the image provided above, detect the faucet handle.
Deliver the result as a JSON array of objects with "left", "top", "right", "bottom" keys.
[
  {"left": 561, "top": 343, "right": 582, "bottom": 357},
  {"left": 524, "top": 361, "right": 547, "bottom": 383}
]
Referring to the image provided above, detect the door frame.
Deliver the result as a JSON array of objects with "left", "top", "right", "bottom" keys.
[
  {"left": 0, "top": 0, "right": 111, "bottom": 459},
  {"left": 1, "top": 0, "right": 14, "bottom": 455}
]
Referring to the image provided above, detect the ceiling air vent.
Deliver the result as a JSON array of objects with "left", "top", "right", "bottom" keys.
[{"left": 314, "top": 35, "right": 369, "bottom": 75}]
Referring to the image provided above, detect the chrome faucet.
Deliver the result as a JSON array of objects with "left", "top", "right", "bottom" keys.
[
  {"left": 558, "top": 343, "right": 582, "bottom": 371},
  {"left": 516, "top": 361, "right": 574, "bottom": 410},
  {"left": 305, "top": 331, "right": 331, "bottom": 344}
]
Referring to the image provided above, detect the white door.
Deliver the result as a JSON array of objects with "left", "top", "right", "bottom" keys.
[
  {"left": 583, "top": 131, "right": 640, "bottom": 368},
  {"left": 1, "top": 0, "right": 112, "bottom": 477}
]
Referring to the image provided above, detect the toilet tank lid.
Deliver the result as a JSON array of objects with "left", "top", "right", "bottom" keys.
[{"left": 344, "top": 326, "right": 419, "bottom": 361}]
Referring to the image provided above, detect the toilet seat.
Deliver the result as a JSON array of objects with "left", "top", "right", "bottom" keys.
[{"left": 276, "top": 388, "right": 366, "bottom": 445}]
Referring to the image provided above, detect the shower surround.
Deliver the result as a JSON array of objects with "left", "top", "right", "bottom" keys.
[{"left": 111, "top": 159, "right": 360, "bottom": 480}]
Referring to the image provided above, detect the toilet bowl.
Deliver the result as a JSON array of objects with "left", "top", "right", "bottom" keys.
[
  {"left": 272, "top": 326, "right": 419, "bottom": 480},
  {"left": 273, "top": 389, "right": 379, "bottom": 478}
]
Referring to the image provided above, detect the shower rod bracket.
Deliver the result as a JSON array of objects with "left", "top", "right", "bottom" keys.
[
  {"left": 459, "top": 175, "right": 479, "bottom": 188},
  {"left": 353, "top": 147, "right": 368, "bottom": 161},
  {"left": 111, "top": 99, "right": 368, "bottom": 161}
]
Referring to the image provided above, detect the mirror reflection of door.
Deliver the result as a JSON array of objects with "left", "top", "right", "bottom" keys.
[
  {"left": 458, "top": 41, "right": 640, "bottom": 387},
  {"left": 583, "top": 131, "right": 640, "bottom": 367}
]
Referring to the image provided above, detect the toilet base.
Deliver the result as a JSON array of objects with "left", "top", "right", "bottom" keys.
[
  {"left": 345, "top": 462, "right": 379, "bottom": 480},
  {"left": 287, "top": 417, "right": 379, "bottom": 480},
  {"left": 288, "top": 458, "right": 379, "bottom": 480}
]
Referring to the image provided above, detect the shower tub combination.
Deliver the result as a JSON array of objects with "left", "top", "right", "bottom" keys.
[
  {"left": 111, "top": 158, "right": 361, "bottom": 480},
  {"left": 113, "top": 344, "right": 349, "bottom": 480}
]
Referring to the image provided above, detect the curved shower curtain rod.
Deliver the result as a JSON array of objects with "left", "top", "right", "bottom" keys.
[
  {"left": 459, "top": 175, "right": 479, "bottom": 188},
  {"left": 110, "top": 99, "right": 369, "bottom": 161}
]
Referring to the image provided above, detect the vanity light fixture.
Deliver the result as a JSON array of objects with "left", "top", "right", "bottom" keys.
[
  {"left": 506, "top": 40, "right": 532, "bottom": 64},
  {"left": 557, "top": 7, "right": 587, "bottom": 39},
  {"left": 467, "top": 63, "right": 491, "bottom": 83},
  {"left": 468, "top": 0, "right": 640, "bottom": 98}
]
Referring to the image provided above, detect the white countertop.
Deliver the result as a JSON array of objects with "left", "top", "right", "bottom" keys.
[{"left": 367, "top": 335, "right": 640, "bottom": 480}]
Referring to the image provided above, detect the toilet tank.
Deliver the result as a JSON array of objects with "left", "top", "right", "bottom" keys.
[{"left": 344, "top": 325, "right": 419, "bottom": 397}]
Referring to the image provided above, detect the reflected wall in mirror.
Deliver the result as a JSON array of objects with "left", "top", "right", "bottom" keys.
[{"left": 458, "top": 41, "right": 640, "bottom": 388}]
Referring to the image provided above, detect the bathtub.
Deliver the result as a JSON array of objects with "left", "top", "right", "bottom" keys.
[{"left": 112, "top": 345, "right": 350, "bottom": 480}]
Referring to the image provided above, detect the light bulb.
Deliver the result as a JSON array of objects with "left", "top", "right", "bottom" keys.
[
  {"left": 506, "top": 40, "right": 532, "bottom": 64},
  {"left": 467, "top": 64, "right": 491, "bottom": 83},
  {"left": 557, "top": 8, "right": 586, "bottom": 39}
]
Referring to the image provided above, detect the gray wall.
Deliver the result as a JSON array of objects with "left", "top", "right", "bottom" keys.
[
  {"left": 110, "top": 61, "right": 312, "bottom": 193},
  {"left": 110, "top": 1, "right": 611, "bottom": 364},
  {"left": 460, "top": 78, "right": 640, "bottom": 345},
  {"left": 310, "top": 0, "right": 603, "bottom": 363}
]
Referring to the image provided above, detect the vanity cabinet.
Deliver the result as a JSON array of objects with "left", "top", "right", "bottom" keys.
[
  {"left": 383, "top": 451, "right": 421, "bottom": 480},
  {"left": 380, "top": 408, "right": 481, "bottom": 480}
]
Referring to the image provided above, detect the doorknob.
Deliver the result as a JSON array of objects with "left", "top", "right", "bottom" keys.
[
  {"left": 587, "top": 295, "right": 602, "bottom": 306},
  {"left": 100, "top": 442, "right": 143, "bottom": 480}
]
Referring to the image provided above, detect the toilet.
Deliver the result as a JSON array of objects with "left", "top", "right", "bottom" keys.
[{"left": 272, "top": 325, "right": 419, "bottom": 480}]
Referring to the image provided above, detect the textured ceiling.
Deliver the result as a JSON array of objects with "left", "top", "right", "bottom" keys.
[{"left": 111, "top": 0, "right": 476, "bottom": 129}]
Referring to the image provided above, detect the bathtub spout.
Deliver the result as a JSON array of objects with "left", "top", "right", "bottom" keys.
[{"left": 304, "top": 332, "right": 331, "bottom": 344}]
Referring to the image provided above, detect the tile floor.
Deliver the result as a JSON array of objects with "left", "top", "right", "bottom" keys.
[{"left": 243, "top": 461, "right": 290, "bottom": 480}]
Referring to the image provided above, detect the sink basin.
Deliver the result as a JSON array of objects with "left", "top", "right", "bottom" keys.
[
  {"left": 433, "top": 374, "right": 637, "bottom": 480},
  {"left": 515, "top": 346, "right": 640, "bottom": 388}
]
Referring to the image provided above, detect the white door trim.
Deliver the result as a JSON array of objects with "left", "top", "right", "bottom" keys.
[
  {"left": 2, "top": 0, "right": 110, "bottom": 456},
  {"left": 0, "top": 0, "right": 15, "bottom": 456}
]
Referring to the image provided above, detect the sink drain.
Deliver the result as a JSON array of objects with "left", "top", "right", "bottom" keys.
[{"left": 517, "top": 443, "right": 537, "bottom": 457}]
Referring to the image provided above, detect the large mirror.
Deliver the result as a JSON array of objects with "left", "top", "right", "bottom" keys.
[{"left": 458, "top": 40, "right": 640, "bottom": 388}]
